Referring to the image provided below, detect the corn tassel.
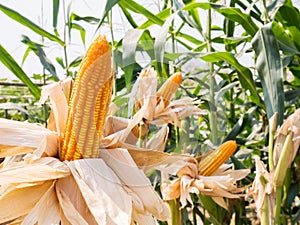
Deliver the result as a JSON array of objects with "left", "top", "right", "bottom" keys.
[
  {"left": 198, "top": 140, "right": 237, "bottom": 176},
  {"left": 60, "top": 35, "right": 112, "bottom": 161},
  {"left": 157, "top": 72, "right": 182, "bottom": 107}
]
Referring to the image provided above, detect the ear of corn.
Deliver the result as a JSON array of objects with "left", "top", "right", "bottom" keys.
[
  {"left": 60, "top": 35, "right": 112, "bottom": 161},
  {"left": 198, "top": 140, "right": 237, "bottom": 176},
  {"left": 157, "top": 72, "right": 182, "bottom": 107}
]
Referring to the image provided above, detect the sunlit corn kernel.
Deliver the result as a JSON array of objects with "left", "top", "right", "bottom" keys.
[
  {"left": 157, "top": 72, "right": 182, "bottom": 107},
  {"left": 60, "top": 34, "right": 112, "bottom": 161},
  {"left": 198, "top": 140, "right": 237, "bottom": 176}
]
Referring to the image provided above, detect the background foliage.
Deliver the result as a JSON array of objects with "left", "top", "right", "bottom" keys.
[{"left": 0, "top": 0, "right": 300, "bottom": 224}]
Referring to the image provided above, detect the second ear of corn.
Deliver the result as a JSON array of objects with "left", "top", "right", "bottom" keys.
[
  {"left": 157, "top": 72, "right": 182, "bottom": 107},
  {"left": 198, "top": 140, "right": 237, "bottom": 176},
  {"left": 60, "top": 35, "right": 113, "bottom": 161}
]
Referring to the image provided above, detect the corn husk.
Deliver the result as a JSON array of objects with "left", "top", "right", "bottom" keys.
[
  {"left": 39, "top": 78, "right": 72, "bottom": 134},
  {"left": 119, "top": 67, "right": 204, "bottom": 143},
  {"left": 247, "top": 157, "right": 275, "bottom": 223},
  {"left": 161, "top": 155, "right": 250, "bottom": 210},
  {"left": 0, "top": 119, "right": 58, "bottom": 157},
  {"left": 273, "top": 109, "right": 300, "bottom": 167}
]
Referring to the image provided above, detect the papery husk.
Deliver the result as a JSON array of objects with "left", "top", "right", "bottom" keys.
[
  {"left": 0, "top": 155, "right": 70, "bottom": 184},
  {"left": 21, "top": 181, "right": 60, "bottom": 225},
  {"left": 162, "top": 159, "right": 250, "bottom": 209},
  {"left": 0, "top": 180, "right": 54, "bottom": 223},
  {"left": 248, "top": 157, "right": 275, "bottom": 223},
  {"left": 56, "top": 172, "right": 100, "bottom": 225},
  {"left": 100, "top": 128, "right": 189, "bottom": 172},
  {"left": 132, "top": 211, "right": 157, "bottom": 225},
  {"left": 0, "top": 119, "right": 58, "bottom": 157},
  {"left": 151, "top": 98, "right": 204, "bottom": 127},
  {"left": 67, "top": 158, "right": 133, "bottom": 225},
  {"left": 131, "top": 67, "right": 158, "bottom": 115},
  {"left": 146, "top": 124, "right": 169, "bottom": 151},
  {"left": 124, "top": 67, "right": 203, "bottom": 142},
  {"left": 99, "top": 148, "right": 169, "bottom": 221},
  {"left": 39, "top": 78, "right": 72, "bottom": 134},
  {"left": 0, "top": 144, "right": 34, "bottom": 158},
  {"left": 273, "top": 109, "right": 300, "bottom": 167},
  {"left": 104, "top": 116, "right": 139, "bottom": 145}
]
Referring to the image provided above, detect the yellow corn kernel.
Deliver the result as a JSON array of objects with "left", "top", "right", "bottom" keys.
[
  {"left": 198, "top": 140, "right": 237, "bottom": 176},
  {"left": 157, "top": 72, "right": 182, "bottom": 107},
  {"left": 60, "top": 34, "right": 112, "bottom": 161}
]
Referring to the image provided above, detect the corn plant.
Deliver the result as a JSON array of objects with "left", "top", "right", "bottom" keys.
[{"left": 0, "top": 0, "right": 300, "bottom": 224}]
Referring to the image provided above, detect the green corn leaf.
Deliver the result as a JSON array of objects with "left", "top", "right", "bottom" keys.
[
  {"left": 271, "top": 21, "right": 300, "bottom": 54},
  {"left": 97, "top": 0, "right": 121, "bottom": 29},
  {"left": 119, "top": 4, "right": 138, "bottom": 28},
  {"left": 0, "top": 4, "right": 64, "bottom": 46},
  {"left": 252, "top": 23, "right": 284, "bottom": 125},
  {"left": 0, "top": 45, "right": 40, "bottom": 99},
  {"left": 56, "top": 57, "right": 65, "bottom": 69},
  {"left": 138, "top": 8, "right": 171, "bottom": 29},
  {"left": 21, "top": 35, "right": 59, "bottom": 81},
  {"left": 182, "top": 3, "right": 258, "bottom": 36},
  {"left": 154, "top": 13, "right": 176, "bottom": 77},
  {"left": 70, "top": 13, "right": 100, "bottom": 24},
  {"left": 119, "top": 0, "right": 164, "bottom": 26},
  {"left": 70, "top": 23, "right": 86, "bottom": 45},
  {"left": 200, "top": 52, "right": 261, "bottom": 105},
  {"left": 52, "top": 0, "right": 59, "bottom": 30},
  {"left": 122, "top": 29, "right": 145, "bottom": 90},
  {"left": 211, "top": 5, "right": 258, "bottom": 37},
  {"left": 69, "top": 56, "right": 82, "bottom": 68}
]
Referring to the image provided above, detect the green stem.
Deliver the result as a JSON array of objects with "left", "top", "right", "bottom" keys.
[
  {"left": 261, "top": 195, "right": 269, "bottom": 225},
  {"left": 108, "top": 10, "right": 117, "bottom": 99},
  {"left": 229, "top": 75, "right": 235, "bottom": 127},
  {"left": 207, "top": 7, "right": 218, "bottom": 145},
  {"left": 168, "top": 199, "right": 181, "bottom": 225},
  {"left": 260, "top": 176, "right": 269, "bottom": 225},
  {"left": 274, "top": 186, "right": 283, "bottom": 225},
  {"left": 268, "top": 113, "right": 278, "bottom": 172},
  {"left": 62, "top": 0, "right": 69, "bottom": 76}
]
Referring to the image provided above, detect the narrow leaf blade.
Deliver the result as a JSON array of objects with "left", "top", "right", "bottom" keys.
[
  {"left": 0, "top": 4, "right": 65, "bottom": 46},
  {"left": 0, "top": 45, "right": 40, "bottom": 98},
  {"left": 252, "top": 23, "right": 284, "bottom": 125}
]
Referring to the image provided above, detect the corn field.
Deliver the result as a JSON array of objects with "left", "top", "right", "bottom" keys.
[{"left": 0, "top": 0, "right": 300, "bottom": 224}]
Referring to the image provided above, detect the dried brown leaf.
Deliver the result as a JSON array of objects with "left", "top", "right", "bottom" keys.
[
  {"left": 0, "top": 181, "right": 53, "bottom": 223},
  {"left": 68, "top": 159, "right": 132, "bottom": 225}
]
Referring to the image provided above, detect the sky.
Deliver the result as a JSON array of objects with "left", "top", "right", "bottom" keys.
[
  {"left": 0, "top": 0, "right": 133, "bottom": 81},
  {"left": 1, "top": 0, "right": 300, "bottom": 82}
]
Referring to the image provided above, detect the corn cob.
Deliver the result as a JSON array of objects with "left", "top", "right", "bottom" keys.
[
  {"left": 156, "top": 72, "right": 182, "bottom": 107},
  {"left": 60, "top": 35, "right": 112, "bottom": 161},
  {"left": 198, "top": 140, "right": 237, "bottom": 176}
]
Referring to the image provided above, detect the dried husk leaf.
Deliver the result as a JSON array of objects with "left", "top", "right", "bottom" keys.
[
  {"left": 0, "top": 119, "right": 58, "bottom": 157},
  {"left": 0, "top": 144, "right": 34, "bottom": 158},
  {"left": 273, "top": 109, "right": 300, "bottom": 167},
  {"left": 56, "top": 176, "right": 96, "bottom": 225},
  {"left": 146, "top": 124, "right": 169, "bottom": 151},
  {"left": 104, "top": 116, "right": 139, "bottom": 145},
  {"left": 68, "top": 159, "right": 132, "bottom": 225},
  {"left": 248, "top": 157, "right": 275, "bottom": 221},
  {"left": 161, "top": 179, "right": 181, "bottom": 201},
  {"left": 0, "top": 156, "right": 69, "bottom": 184},
  {"left": 0, "top": 181, "right": 53, "bottom": 223},
  {"left": 39, "top": 78, "right": 72, "bottom": 135},
  {"left": 22, "top": 181, "right": 60, "bottom": 225},
  {"left": 151, "top": 98, "right": 204, "bottom": 127},
  {"left": 162, "top": 158, "right": 249, "bottom": 209},
  {"left": 132, "top": 67, "right": 158, "bottom": 114},
  {"left": 99, "top": 148, "right": 169, "bottom": 221},
  {"left": 132, "top": 211, "right": 156, "bottom": 225}
]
